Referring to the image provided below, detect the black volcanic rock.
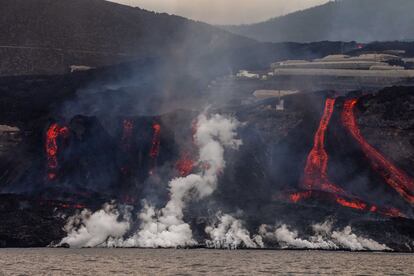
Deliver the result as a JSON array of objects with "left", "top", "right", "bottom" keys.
[
  {"left": 357, "top": 87, "right": 414, "bottom": 178},
  {"left": 0, "top": 194, "right": 67, "bottom": 247}
]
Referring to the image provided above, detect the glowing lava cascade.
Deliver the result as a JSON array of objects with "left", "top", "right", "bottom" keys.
[
  {"left": 303, "top": 98, "right": 345, "bottom": 194},
  {"left": 176, "top": 152, "right": 195, "bottom": 177},
  {"left": 120, "top": 119, "right": 134, "bottom": 175},
  {"left": 175, "top": 119, "right": 198, "bottom": 177},
  {"left": 45, "top": 123, "right": 69, "bottom": 181},
  {"left": 342, "top": 99, "right": 414, "bottom": 205},
  {"left": 291, "top": 98, "right": 404, "bottom": 217},
  {"left": 149, "top": 122, "right": 161, "bottom": 174},
  {"left": 121, "top": 119, "right": 134, "bottom": 152}
]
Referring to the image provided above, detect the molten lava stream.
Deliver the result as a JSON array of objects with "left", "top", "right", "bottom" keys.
[
  {"left": 342, "top": 99, "right": 414, "bottom": 205},
  {"left": 120, "top": 119, "right": 134, "bottom": 175},
  {"left": 176, "top": 152, "right": 195, "bottom": 177},
  {"left": 149, "top": 122, "right": 161, "bottom": 175},
  {"left": 45, "top": 123, "right": 69, "bottom": 181},
  {"left": 288, "top": 191, "right": 405, "bottom": 218},
  {"left": 121, "top": 119, "right": 134, "bottom": 152},
  {"left": 303, "top": 98, "right": 345, "bottom": 194}
]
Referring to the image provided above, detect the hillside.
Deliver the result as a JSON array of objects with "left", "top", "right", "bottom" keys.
[
  {"left": 0, "top": 0, "right": 258, "bottom": 76},
  {"left": 222, "top": 0, "right": 414, "bottom": 43}
]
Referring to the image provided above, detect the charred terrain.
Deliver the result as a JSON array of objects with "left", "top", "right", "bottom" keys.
[{"left": 1, "top": 0, "right": 414, "bottom": 251}]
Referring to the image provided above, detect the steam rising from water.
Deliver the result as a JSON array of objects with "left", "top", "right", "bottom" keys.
[
  {"left": 259, "top": 221, "right": 390, "bottom": 251},
  {"left": 60, "top": 203, "right": 130, "bottom": 248},
  {"left": 205, "top": 213, "right": 263, "bottom": 249},
  {"left": 59, "top": 113, "right": 390, "bottom": 251},
  {"left": 60, "top": 113, "right": 242, "bottom": 248}
]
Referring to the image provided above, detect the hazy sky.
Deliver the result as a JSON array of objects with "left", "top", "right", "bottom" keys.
[{"left": 110, "top": 0, "right": 329, "bottom": 25}]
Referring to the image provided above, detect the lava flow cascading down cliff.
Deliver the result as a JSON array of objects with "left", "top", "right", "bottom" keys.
[
  {"left": 342, "top": 99, "right": 414, "bottom": 205},
  {"left": 149, "top": 122, "right": 161, "bottom": 175},
  {"left": 120, "top": 119, "right": 134, "bottom": 175},
  {"left": 45, "top": 123, "right": 69, "bottom": 181},
  {"left": 175, "top": 120, "right": 197, "bottom": 177},
  {"left": 290, "top": 98, "right": 404, "bottom": 218},
  {"left": 176, "top": 152, "right": 195, "bottom": 177},
  {"left": 121, "top": 119, "right": 134, "bottom": 152},
  {"left": 302, "top": 98, "right": 345, "bottom": 194}
]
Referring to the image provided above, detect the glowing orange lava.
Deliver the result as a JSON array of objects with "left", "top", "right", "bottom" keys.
[
  {"left": 336, "top": 197, "right": 367, "bottom": 210},
  {"left": 45, "top": 123, "right": 69, "bottom": 181},
  {"left": 342, "top": 99, "right": 414, "bottom": 205},
  {"left": 288, "top": 191, "right": 404, "bottom": 218},
  {"left": 303, "top": 98, "right": 345, "bottom": 194},
  {"left": 289, "top": 191, "right": 313, "bottom": 203},
  {"left": 121, "top": 119, "right": 134, "bottom": 152},
  {"left": 176, "top": 152, "right": 195, "bottom": 176},
  {"left": 149, "top": 122, "right": 161, "bottom": 174},
  {"left": 290, "top": 98, "right": 406, "bottom": 218}
]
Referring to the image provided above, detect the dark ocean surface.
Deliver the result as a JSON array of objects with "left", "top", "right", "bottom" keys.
[{"left": 0, "top": 249, "right": 413, "bottom": 275}]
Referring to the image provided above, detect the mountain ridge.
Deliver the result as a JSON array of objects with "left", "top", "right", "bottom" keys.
[
  {"left": 222, "top": 0, "right": 414, "bottom": 43},
  {"left": 0, "top": 0, "right": 257, "bottom": 75}
]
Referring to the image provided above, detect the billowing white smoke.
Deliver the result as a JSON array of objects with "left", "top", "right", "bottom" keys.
[
  {"left": 59, "top": 113, "right": 242, "bottom": 248},
  {"left": 260, "top": 220, "right": 390, "bottom": 251},
  {"left": 59, "top": 203, "right": 130, "bottom": 248},
  {"left": 122, "top": 113, "right": 241, "bottom": 248},
  {"left": 331, "top": 226, "right": 389, "bottom": 251},
  {"left": 205, "top": 213, "right": 263, "bottom": 249}
]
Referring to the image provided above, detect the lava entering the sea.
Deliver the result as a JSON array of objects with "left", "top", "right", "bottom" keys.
[
  {"left": 342, "top": 99, "right": 414, "bottom": 205},
  {"left": 45, "top": 123, "right": 69, "bottom": 181}
]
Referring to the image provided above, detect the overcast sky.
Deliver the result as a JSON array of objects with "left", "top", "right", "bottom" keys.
[{"left": 110, "top": 0, "right": 329, "bottom": 25}]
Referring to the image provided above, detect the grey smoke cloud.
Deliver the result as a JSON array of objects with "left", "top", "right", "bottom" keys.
[{"left": 109, "top": 0, "right": 329, "bottom": 24}]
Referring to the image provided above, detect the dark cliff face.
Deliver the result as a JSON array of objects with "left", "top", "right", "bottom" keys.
[
  {"left": 1, "top": 83, "right": 414, "bottom": 249},
  {"left": 357, "top": 88, "right": 414, "bottom": 175}
]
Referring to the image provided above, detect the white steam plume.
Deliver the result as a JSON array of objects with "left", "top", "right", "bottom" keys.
[
  {"left": 205, "top": 213, "right": 263, "bottom": 249},
  {"left": 259, "top": 220, "right": 390, "bottom": 251},
  {"left": 122, "top": 113, "right": 242, "bottom": 248},
  {"left": 59, "top": 113, "right": 242, "bottom": 248},
  {"left": 59, "top": 203, "right": 130, "bottom": 248}
]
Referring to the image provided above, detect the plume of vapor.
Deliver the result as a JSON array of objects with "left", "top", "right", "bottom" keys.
[
  {"left": 59, "top": 203, "right": 131, "bottom": 248},
  {"left": 122, "top": 113, "right": 242, "bottom": 248},
  {"left": 60, "top": 113, "right": 242, "bottom": 248},
  {"left": 259, "top": 220, "right": 390, "bottom": 251},
  {"left": 205, "top": 213, "right": 264, "bottom": 249}
]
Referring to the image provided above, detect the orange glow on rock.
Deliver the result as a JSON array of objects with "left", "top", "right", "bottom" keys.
[
  {"left": 342, "top": 99, "right": 414, "bottom": 205},
  {"left": 45, "top": 123, "right": 69, "bottom": 181},
  {"left": 336, "top": 197, "right": 367, "bottom": 210},
  {"left": 121, "top": 119, "right": 134, "bottom": 152},
  {"left": 149, "top": 122, "right": 161, "bottom": 175},
  {"left": 289, "top": 191, "right": 313, "bottom": 203},
  {"left": 303, "top": 98, "right": 345, "bottom": 194},
  {"left": 176, "top": 152, "right": 195, "bottom": 176}
]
